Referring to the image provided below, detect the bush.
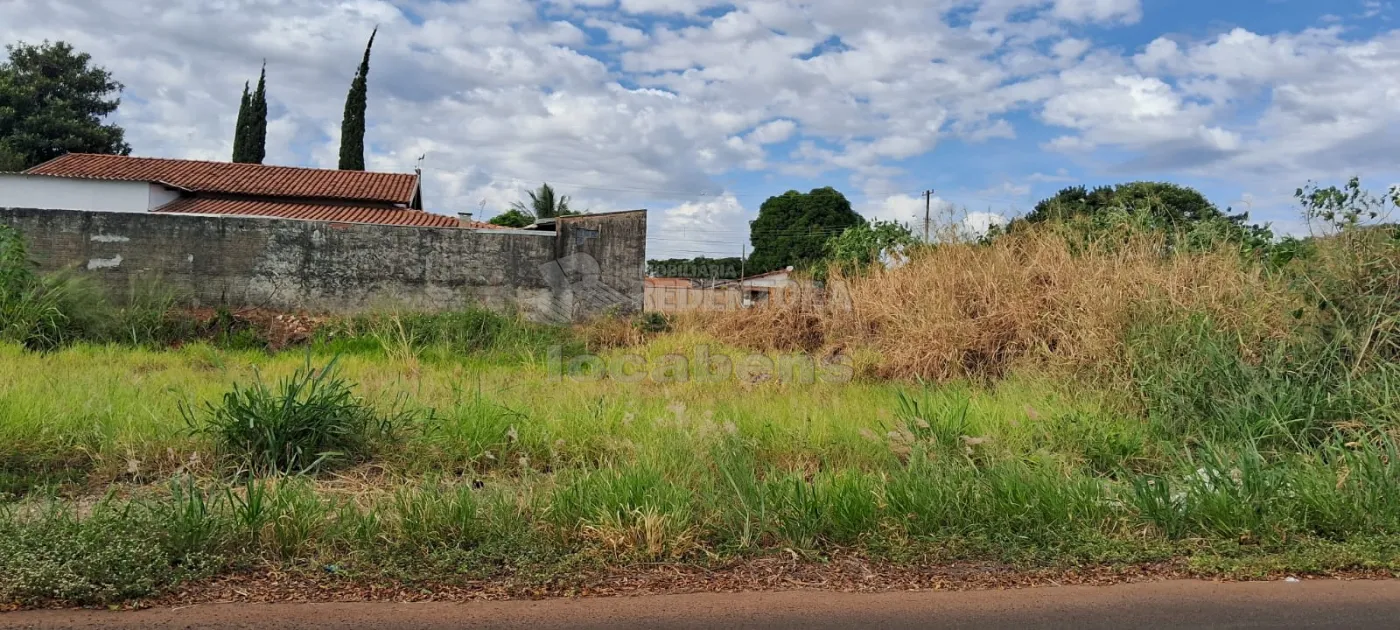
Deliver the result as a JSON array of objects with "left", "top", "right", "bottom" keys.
[
  {"left": 635, "top": 312, "right": 671, "bottom": 335},
  {"left": 0, "top": 501, "right": 219, "bottom": 605},
  {"left": 185, "top": 356, "right": 412, "bottom": 475}
]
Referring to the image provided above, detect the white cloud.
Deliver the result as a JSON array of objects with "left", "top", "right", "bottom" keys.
[
  {"left": 1052, "top": 37, "right": 1092, "bottom": 60},
  {"left": 1040, "top": 73, "right": 1241, "bottom": 157},
  {"left": 977, "top": 181, "right": 1032, "bottom": 198},
  {"left": 649, "top": 193, "right": 750, "bottom": 258},
  {"left": 747, "top": 119, "right": 798, "bottom": 145},
  {"left": 583, "top": 17, "right": 650, "bottom": 47},
  {"left": 618, "top": 0, "right": 727, "bottom": 15},
  {"left": 1029, "top": 168, "right": 1075, "bottom": 183},
  {"left": 1052, "top": 0, "right": 1142, "bottom": 23},
  {"left": 0, "top": 0, "right": 1396, "bottom": 246},
  {"left": 963, "top": 211, "right": 1010, "bottom": 236}
]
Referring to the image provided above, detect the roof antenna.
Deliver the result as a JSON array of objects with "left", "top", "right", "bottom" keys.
[{"left": 415, "top": 154, "right": 426, "bottom": 176}]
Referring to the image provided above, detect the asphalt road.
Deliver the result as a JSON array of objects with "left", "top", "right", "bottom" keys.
[{"left": 5, "top": 580, "right": 1400, "bottom": 629}]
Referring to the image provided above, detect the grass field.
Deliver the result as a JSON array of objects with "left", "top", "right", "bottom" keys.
[{"left": 2, "top": 218, "right": 1399, "bottom": 606}]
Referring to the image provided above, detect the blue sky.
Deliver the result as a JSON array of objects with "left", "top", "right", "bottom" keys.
[{"left": 3, "top": 0, "right": 1398, "bottom": 259}]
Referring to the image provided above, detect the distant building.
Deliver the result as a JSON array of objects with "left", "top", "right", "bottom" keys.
[
  {"left": 644, "top": 276, "right": 740, "bottom": 313},
  {"left": 644, "top": 267, "right": 803, "bottom": 313},
  {"left": 737, "top": 266, "right": 797, "bottom": 307},
  {"left": 2, "top": 153, "right": 500, "bottom": 229}
]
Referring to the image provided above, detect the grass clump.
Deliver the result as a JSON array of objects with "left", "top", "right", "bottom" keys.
[{"left": 185, "top": 356, "right": 412, "bottom": 475}]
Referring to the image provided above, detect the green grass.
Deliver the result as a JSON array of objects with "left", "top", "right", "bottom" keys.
[
  {"left": 2, "top": 217, "right": 1399, "bottom": 606},
  {"left": 2, "top": 332, "right": 1399, "bottom": 605}
]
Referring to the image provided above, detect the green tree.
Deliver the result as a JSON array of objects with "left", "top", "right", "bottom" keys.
[
  {"left": 824, "top": 220, "right": 917, "bottom": 276},
  {"left": 231, "top": 81, "right": 252, "bottom": 163},
  {"left": 1024, "top": 182, "right": 1240, "bottom": 228},
  {"left": 229, "top": 65, "right": 267, "bottom": 164},
  {"left": 338, "top": 28, "right": 376, "bottom": 171},
  {"left": 1297, "top": 176, "right": 1398, "bottom": 233},
  {"left": 248, "top": 64, "right": 267, "bottom": 164},
  {"left": 0, "top": 41, "right": 130, "bottom": 171},
  {"left": 511, "top": 183, "right": 578, "bottom": 219},
  {"left": 488, "top": 208, "right": 534, "bottom": 228},
  {"left": 747, "top": 187, "right": 863, "bottom": 274}
]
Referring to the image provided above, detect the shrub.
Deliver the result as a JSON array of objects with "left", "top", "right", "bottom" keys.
[
  {"left": 635, "top": 311, "right": 671, "bottom": 335},
  {"left": 185, "top": 356, "right": 412, "bottom": 475},
  {"left": 0, "top": 501, "right": 219, "bottom": 605}
]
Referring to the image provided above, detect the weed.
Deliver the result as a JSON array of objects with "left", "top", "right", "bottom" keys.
[{"left": 185, "top": 356, "right": 412, "bottom": 475}]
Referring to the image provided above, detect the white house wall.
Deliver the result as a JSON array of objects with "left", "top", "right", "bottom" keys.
[
  {"left": 0, "top": 174, "right": 168, "bottom": 213},
  {"left": 148, "top": 183, "right": 181, "bottom": 210}
]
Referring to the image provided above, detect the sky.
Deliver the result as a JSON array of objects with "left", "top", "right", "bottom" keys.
[{"left": 2, "top": 0, "right": 1398, "bottom": 259}]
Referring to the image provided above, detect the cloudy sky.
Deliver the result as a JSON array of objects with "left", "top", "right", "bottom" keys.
[{"left": 3, "top": 0, "right": 1398, "bottom": 258}]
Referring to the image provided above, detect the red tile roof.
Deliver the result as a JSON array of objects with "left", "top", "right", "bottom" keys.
[
  {"left": 25, "top": 153, "right": 418, "bottom": 205},
  {"left": 154, "top": 198, "right": 502, "bottom": 229}
]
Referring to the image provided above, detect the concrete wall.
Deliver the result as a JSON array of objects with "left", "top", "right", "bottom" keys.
[
  {"left": 0, "top": 207, "right": 646, "bottom": 322},
  {"left": 0, "top": 174, "right": 178, "bottom": 213}
]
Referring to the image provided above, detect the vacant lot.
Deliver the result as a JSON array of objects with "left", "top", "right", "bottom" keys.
[{"left": 2, "top": 220, "right": 1398, "bottom": 608}]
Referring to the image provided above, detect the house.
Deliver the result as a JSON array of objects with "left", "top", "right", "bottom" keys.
[
  {"left": 737, "top": 267, "right": 797, "bottom": 307},
  {"left": 2, "top": 153, "right": 499, "bottom": 229},
  {"left": 644, "top": 276, "right": 741, "bottom": 313}
]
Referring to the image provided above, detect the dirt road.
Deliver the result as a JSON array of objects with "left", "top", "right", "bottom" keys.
[{"left": 5, "top": 580, "right": 1399, "bottom": 629}]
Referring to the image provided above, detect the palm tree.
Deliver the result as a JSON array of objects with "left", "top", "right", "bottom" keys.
[{"left": 511, "top": 183, "right": 574, "bottom": 219}]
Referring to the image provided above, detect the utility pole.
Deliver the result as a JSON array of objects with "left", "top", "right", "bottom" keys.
[{"left": 923, "top": 189, "right": 935, "bottom": 243}]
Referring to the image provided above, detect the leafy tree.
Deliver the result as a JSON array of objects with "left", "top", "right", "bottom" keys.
[
  {"left": 1024, "top": 182, "right": 1240, "bottom": 228},
  {"left": 1296, "top": 176, "right": 1399, "bottom": 233},
  {"left": 338, "top": 28, "right": 376, "bottom": 171},
  {"left": 511, "top": 183, "right": 579, "bottom": 219},
  {"left": 488, "top": 208, "right": 534, "bottom": 228},
  {"left": 747, "top": 187, "right": 864, "bottom": 274},
  {"left": 0, "top": 41, "right": 130, "bottom": 171},
  {"left": 0, "top": 141, "right": 26, "bottom": 172},
  {"left": 231, "top": 81, "right": 252, "bottom": 163},
  {"left": 824, "top": 220, "right": 918, "bottom": 276}
]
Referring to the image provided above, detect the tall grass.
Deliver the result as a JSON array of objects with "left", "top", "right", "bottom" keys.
[
  {"left": 4, "top": 215, "right": 1400, "bottom": 605},
  {"left": 317, "top": 310, "right": 577, "bottom": 363},
  {"left": 0, "top": 225, "right": 195, "bottom": 350},
  {"left": 697, "top": 224, "right": 1296, "bottom": 381}
]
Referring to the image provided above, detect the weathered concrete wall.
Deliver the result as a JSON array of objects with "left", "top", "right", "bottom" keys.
[{"left": 0, "top": 207, "right": 646, "bottom": 322}]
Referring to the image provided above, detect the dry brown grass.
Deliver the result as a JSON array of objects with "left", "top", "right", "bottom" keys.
[
  {"left": 692, "top": 226, "right": 1298, "bottom": 381},
  {"left": 576, "top": 315, "right": 646, "bottom": 351}
]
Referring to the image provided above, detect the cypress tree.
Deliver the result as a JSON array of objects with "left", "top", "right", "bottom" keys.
[
  {"left": 249, "top": 63, "right": 268, "bottom": 164},
  {"left": 338, "top": 28, "right": 376, "bottom": 171},
  {"left": 231, "top": 81, "right": 251, "bottom": 163}
]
